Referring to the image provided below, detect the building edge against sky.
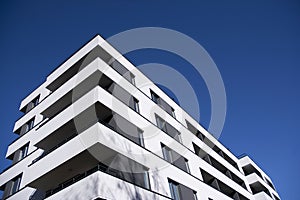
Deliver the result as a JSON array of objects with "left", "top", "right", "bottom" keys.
[{"left": 0, "top": 35, "right": 280, "bottom": 200}]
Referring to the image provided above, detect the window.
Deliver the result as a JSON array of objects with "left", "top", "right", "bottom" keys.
[
  {"left": 130, "top": 73, "right": 135, "bottom": 85},
  {"left": 156, "top": 114, "right": 181, "bottom": 143},
  {"left": 185, "top": 159, "right": 190, "bottom": 174},
  {"left": 169, "top": 180, "right": 181, "bottom": 200},
  {"left": 21, "top": 118, "right": 35, "bottom": 135},
  {"left": 172, "top": 108, "right": 176, "bottom": 118},
  {"left": 186, "top": 120, "right": 204, "bottom": 141},
  {"left": 193, "top": 192, "right": 198, "bottom": 200},
  {"left": 110, "top": 58, "right": 134, "bottom": 84},
  {"left": 133, "top": 98, "right": 140, "bottom": 113},
  {"left": 156, "top": 115, "right": 166, "bottom": 132},
  {"left": 27, "top": 118, "right": 34, "bottom": 130},
  {"left": 162, "top": 144, "right": 173, "bottom": 162},
  {"left": 138, "top": 129, "right": 145, "bottom": 147},
  {"left": 151, "top": 90, "right": 159, "bottom": 103},
  {"left": 143, "top": 171, "right": 150, "bottom": 189},
  {"left": 10, "top": 175, "right": 22, "bottom": 195},
  {"left": 22, "top": 95, "right": 40, "bottom": 113},
  {"left": 32, "top": 96, "right": 40, "bottom": 106},
  {"left": 151, "top": 90, "right": 176, "bottom": 118},
  {"left": 18, "top": 144, "right": 29, "bottom": 161},
  {"left": 161, "top": 143, "right": 191, "bottom": 173},
  {"left": 168, "top": 179, "right": 198, "bottom": 200},
  {"left": 177, "top": 134, "right": 182, "bottom": 143}
]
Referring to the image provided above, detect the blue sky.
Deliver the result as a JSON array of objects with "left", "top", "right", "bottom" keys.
[{"left": 0, "top": 1, "right": 299, "bottom": 199}]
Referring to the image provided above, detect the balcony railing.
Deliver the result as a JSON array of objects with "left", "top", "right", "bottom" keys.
[
  {"left": 45, "top": 162, "right": 149, "bottom": 198},
  {"left": 193, "top": 143, "right": 247, "bottom": 190}
]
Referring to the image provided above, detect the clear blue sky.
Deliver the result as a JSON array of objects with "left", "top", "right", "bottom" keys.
[{"left": 0, "top": 1, "right": 299, "bottom": 199}]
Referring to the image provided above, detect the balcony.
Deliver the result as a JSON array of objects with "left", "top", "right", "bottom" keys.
[
  {"left": 44, "top": 161, "right": 149, "bottom": 198},
  {"left": 264, "top": 177, "right": 275, "bottom": 191},
  {"left": 151, "top": 90, "right": 175, "bottom": 118},
  {"left": 161, "top": 144, "right": 190, "bottom": 173},
  {"left": 186, "top": 120, "right": 239, "bottom": 171},
  {"left": 39, "top": 166, "right": 170, "bottom": 200},
  {"left": 33, "top": 102, "right": 144, "bottom": 165},
  {"left": 249, "top": 181, "right": 272, "bottom": 198},
  {"left": 193, "top": 143, "right": 247, "bottom": 190},
  {"left": 156, "top": 114, "right": 181, "bottom": 143},
  {"left": 242, "top": 164, "right": 263, "bottom": 179},
  {"left": 46, "top": 46, "right": 111, "bottom": 92},
  {"left": 200, "top": 169, "right": 249, "bottom": 200},
  {"left": 47, "top": 46, "right": 134, "bottom": 93},
  {"left": 253, "top": 191, "right": 274, "bottom": 200},
  {"left": 42, "top": 71, "right": 138, "bottom": 121},
  {"left": 20, "top": 95, "right": 39, "bottom": 114},
  {"left": 29, "top": 147, "right": 150, "bottom": 198}
]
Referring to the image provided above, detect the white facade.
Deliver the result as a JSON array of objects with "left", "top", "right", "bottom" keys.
[{"left": 0, "top": 35, "right": 280, "bottom": 200}]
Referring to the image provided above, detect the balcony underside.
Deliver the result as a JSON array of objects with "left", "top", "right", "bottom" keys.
[{"left": 46, "top": 46, "right": 112, "bottom": 92}]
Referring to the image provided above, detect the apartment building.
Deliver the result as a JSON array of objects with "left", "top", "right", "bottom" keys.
[{"left": 0, "top": 35, "right": 280, "bottom": 200}]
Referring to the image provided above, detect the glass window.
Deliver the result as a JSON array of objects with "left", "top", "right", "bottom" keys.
[
  {"left": 156, "top": 115, "right": 166, "bottom": 132},
  {"left": 169, "top": 180, "right": 181, "bottom": 200},
  {"left": 18, "top": 144, "right": 29, "bottom": 161},
  {"left": 22, "top": 118, "right": 35, "bottom": 134},
  {"left": 172, "top": 108, "right": 176, "bottom": 118},
  {"left": 10, "top": 175, "right": 21, "bottom": 195},
  {"left": 162, "top": 144, "right": 173, "bottom": 162},
  {"left": 133, "top": 98, "right": 140, "bottom": 113},
  {"left": 185, "top": 159, "right": 191, "bottom": 174},
  {"left": 27, "top": 118, "right": 35, "bottom": 130},
  {"left": 193, "top": 192, "right": 198, "bottom": 200},
  {"left": 33, "top": 96, "right": 40, "bottom": 106},
  {"left": 177, "top": 133, "right": 183, "bottom": 143},
  {"left": 138, "top": 129, "right": 145, "bottom": 147},
  {"left": 130, "top": 73, "right": 136, "bottom": 85},
  {"left": 151, "top": 90, "right": 159, "bottom": 103},
  {"left": 143, "top": 171, "right": 150, "bottom": 189}
]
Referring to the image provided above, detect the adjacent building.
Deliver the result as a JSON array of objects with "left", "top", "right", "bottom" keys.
[{"left": 0, "top": 35, "right": 280, "bottom": 200}]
